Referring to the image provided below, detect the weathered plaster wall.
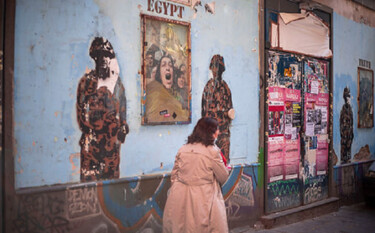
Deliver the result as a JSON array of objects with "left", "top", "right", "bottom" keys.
[
  {"left": 333, "top": 160, "right": 373, "bottom": 205},
  {"left": 332, "top": 12, "right": 375, "bottom": 163},
  {"left": 314, "top": 0, "right": 375, "bottom": 27},
  {"left": 14, "top": 0, "right": 259, "bottom": 188}
]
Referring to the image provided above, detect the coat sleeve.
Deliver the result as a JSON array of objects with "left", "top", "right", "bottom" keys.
[{"left": 209, "top": 147, "right": 229, "bottom": 185}]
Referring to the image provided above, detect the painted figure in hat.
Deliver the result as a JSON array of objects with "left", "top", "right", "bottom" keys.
[
  {"left": 340, "top": 87, "right": 354, "bottom": 164},
  {"left": 202, "top": 54, "right": 235, "bottom": 163},
  {"left": 76, "top": 37, "right": 129, "bottom": 181}
]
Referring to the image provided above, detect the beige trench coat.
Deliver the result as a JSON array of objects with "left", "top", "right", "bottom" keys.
[{"left": 163, "top": 143, "right": 229, "bottom": 233}]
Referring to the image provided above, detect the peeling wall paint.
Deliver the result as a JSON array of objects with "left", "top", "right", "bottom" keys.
[{"left": 314, "top": 0, "right": 375, "bottom": 28}]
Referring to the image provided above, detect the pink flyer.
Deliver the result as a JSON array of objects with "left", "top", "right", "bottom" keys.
[
  {"left": 268, "top": 136, "right": 284, "bottom": 182},
  {"left": 305, "top": 92, "right": 317, "bottom": 103},
  {"left": 316, "top": 135, "right": 329, "bottom": 175},
  {"left": 316, "top": 93, "right": 329, "bottom": 106},
  {"left": 284, "top": 138, "right": 300, "bottom": 180},
  {"left": 268, "top": 86, "right": 285, "bottom": 102},
  {"left": 285, "top": 88, "right": 301, "bottom": 102}
]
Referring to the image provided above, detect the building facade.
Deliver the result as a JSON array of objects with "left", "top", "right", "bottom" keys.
[{"left": 1, "top": 0, "right": 375, "bottom": 232}]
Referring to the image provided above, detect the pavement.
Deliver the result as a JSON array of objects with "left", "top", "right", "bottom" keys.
[{"left": 230, "top": 203, "right": 375, "bottom": 233}]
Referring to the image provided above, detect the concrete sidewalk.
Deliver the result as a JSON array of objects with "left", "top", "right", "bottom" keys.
[{"left": 231, "top": 203, "right": 375, "bottom": 233}]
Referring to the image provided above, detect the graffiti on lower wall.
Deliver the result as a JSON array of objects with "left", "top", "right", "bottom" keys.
[
  {"left": 223, "top": 166, "right": 257, "bottom": 222},
  {"left": 266, "top": 179, "right": 300, "bottom": 213},
  {"left": 12, "top": 165, "right": 260, "bottom": 233},
  {"left": 303, "top": 175, "right": 328, "bottom": 204},
  {"left": 14, "top": 192, "right": 71, "bottom": 232},
  {"left": 67, "top": 187, "right": 100, "bottom": 219}
]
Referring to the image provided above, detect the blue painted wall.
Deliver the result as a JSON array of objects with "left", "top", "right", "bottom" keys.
[
  {"left": 332, "top": 13, "right": 375, "bottom": 163},
  {"left": 14, "top": 0, "right": 259, "bottom": 188}
]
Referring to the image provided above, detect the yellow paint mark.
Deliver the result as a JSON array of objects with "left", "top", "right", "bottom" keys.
[
  {"left": 159, "top": 134, "right": 162, "bottom": 137},
  {"left": 16, "top": 169, "right": 24, "bottom": 175},
  {"left": 168, "top": 131, "right": 171, "bottom": 135},
  {"left": 54, "top": 137, "right": 58, "bottom": 142}
]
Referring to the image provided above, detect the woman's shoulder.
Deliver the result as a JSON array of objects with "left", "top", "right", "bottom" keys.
[
  {"left": 207, "top": 145, "right": 221, "bottom": 156},
  {"left": 179, "top": 143, "right": 219, "bottom": 157}
]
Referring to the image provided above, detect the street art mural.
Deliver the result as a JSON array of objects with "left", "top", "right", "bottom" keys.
[
  {"left": 142, "top": 15, "right": 191, "bottom": 125},
  {"left": 12, "top": 165, "right": 259, "bottom": 233},
  {"left": 76, "top": 37, "right": 129, "bottom": 182},
  {"left": 340, "top": 87, "right": 354, "bottom": 164},
  {"left": 202, "top": 55, "right": 234, "bottom": 162}
]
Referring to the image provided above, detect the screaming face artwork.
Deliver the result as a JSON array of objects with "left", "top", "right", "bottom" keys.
[{"left": 142, "top": 15, "right": 191, "bottom": 125}]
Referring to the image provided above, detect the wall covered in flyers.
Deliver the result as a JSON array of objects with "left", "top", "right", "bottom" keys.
[
  {"left": 267, "top": 51, "right": 302, "bottom": 183},
  {"left": 304, "top": 59, "right": 329, "bottom": 176},
  {"left": 266, "top": 51, "right": 330, "bottom": 184}
]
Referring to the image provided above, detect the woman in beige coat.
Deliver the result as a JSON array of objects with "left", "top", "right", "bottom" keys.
[{"left": 163, "top": 117, "right": 229, "bottom": 233}]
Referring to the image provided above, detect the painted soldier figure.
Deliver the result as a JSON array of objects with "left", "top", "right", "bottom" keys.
[
  {"left": 340, "top": 87, "right": 354, "bottom": 164},
  {"left": 202, "top": 55, "right": 234, "bottom": 163},
  {"left": 77, "top": 37, "right": 129, "bottom": 181}
]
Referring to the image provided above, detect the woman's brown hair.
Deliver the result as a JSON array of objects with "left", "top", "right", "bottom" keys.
[{"left": 187, "top": 117, "right": 218, "bottom": 146}]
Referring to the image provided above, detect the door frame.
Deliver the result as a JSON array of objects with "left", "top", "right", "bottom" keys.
[{"left": 262, "top": 0, "right": 333, "bottom": 214}]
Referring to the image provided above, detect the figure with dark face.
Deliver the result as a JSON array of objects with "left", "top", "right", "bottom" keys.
[
  {"left": 145, "top": 44, "right": 159, "bottom": 82},
  {"left": 145, "top": 54, "right": 189, "bottom": 123},
  {"left": 76, "top": 37, "right": 129, "bottom": 181},
  {"left": 340, "top": 87, "right": 354, "bottom": 164},
  {"left": 202, "top": 55, "right": 234, "bottom": 163},
  {"left": 173, "top": 64, "right": 189, "bottom": 109}
]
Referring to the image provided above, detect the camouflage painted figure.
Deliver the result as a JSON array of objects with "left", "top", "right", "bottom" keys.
[
  {"left": 340, "top": 87, "right": 354, "bottom": 164},
  {"left": 202, "top": 55, "right": 234, "bottom": 163},
  {"left": 76, "top": 37, "right": 129, "bottom": 181}
]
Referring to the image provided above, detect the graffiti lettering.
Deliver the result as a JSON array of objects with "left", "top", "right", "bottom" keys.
[
  {"left": 271, "top": 195, "right": 299, "bottom": 210},
  {"left": 231, "top": 174, "right": 255, "bottom": 206},
  {"left": 14, "top": 193, "right": 70, "bottom": 232},
  {"left": 304, "top": 184, "right": 323, "bottom": 203},
  {"left": 67, "top": 187, "right": 100, "bottom": 219},
  {"left": 147, "top": 0, "right": 185, "bottom": 18}
]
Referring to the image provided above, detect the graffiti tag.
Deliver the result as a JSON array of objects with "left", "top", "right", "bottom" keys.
[{"left": 67, "top": 187, "right": 100, "bottom": 219}]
